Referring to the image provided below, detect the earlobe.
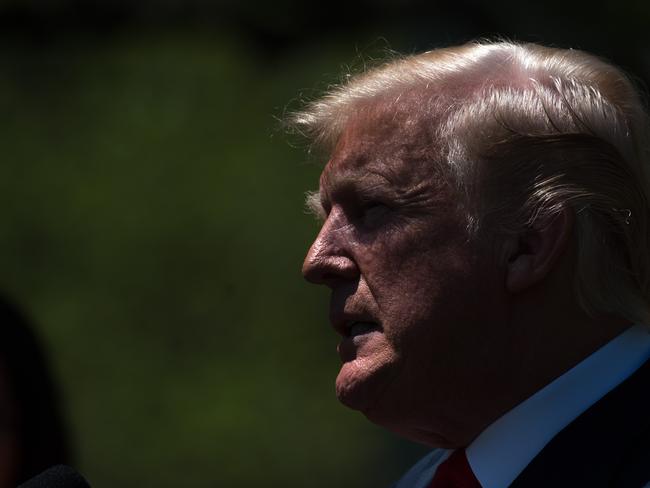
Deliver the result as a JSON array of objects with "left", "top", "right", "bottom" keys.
[
  {"left": 505, "top": 209, "right": 575, "bottom": 294},
  {"left": 506, "top": 253, "right": 536, "bottom": 293}
]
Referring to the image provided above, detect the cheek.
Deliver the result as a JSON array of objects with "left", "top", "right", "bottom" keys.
[
  {"left": 376, "top": 235, "right": 474, "bottom": 295},
  {"left": 366, "top": 240, "right": 488, "bottom": 342}
]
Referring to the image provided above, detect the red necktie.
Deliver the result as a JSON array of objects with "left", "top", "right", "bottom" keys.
[{"left": 427, "top": 449, "right": 482, "bottom": 488}]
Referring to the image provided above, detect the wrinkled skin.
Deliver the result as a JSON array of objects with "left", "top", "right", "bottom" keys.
[{"left": 302, "top": 110, "right": 517, "bottom": 447}]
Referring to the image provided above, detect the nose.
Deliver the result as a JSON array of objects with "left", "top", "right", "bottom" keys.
[{"left": 302, "top": 221, "right": 359, "bottom": 287}]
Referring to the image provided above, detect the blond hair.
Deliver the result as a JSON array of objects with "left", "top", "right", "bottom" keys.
[{"left": 290, "top": 41, "right": 650, "bottom": 324}]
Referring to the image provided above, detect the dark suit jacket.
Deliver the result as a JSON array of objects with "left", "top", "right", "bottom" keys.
[{"left": 510, "top": 358, "right": 650, "bottom": 487}]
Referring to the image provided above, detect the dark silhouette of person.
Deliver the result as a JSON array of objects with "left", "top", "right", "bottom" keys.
[{"left": 0, "top": 295, "right": 71, "bottom": 487}]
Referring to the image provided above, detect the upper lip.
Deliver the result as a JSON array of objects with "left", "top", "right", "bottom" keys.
[{"left": 330, "top": 311, "right": 380, "bottom": 337}]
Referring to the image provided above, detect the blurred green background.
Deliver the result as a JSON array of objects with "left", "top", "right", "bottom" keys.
[{"left": 1, "top": 1, "right": 649, "bottom": 486}]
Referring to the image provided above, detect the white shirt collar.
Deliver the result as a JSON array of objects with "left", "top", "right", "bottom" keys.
[{"left": 466, "top": 324, "right": 650, "bottom": 488}]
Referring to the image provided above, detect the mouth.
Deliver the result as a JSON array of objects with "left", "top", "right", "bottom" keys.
[
  {"left": 343, "top": 320, "right": 381, "bottom": 338},
  {"left": 331, "top": 309, "right": 382, "bottom": 338}
]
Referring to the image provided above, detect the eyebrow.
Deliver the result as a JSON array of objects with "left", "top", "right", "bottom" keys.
[
  {"left": 307, "top": 170, "right": 395, "bottom": 220},
  {"left": 304, "top": 190, "right": 326, "bottom": 221},
  {"left": 325, "top": 169, "right": 393, "bottom": 201}
]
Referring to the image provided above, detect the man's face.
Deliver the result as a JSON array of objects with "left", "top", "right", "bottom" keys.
[{"left": 302, "top": 108, "right": 512, "bottom": 447}]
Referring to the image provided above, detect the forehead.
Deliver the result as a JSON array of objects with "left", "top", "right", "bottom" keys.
[{"left": 320, "top": 100, "right": 445, "bottom": 191}]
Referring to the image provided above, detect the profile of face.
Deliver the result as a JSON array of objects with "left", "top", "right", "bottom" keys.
[{"left": 302, "top": 108, "right": 513, "bottom": 447}]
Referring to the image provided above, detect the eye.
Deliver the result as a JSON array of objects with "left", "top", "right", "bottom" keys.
[{"left": 358, "top": 201, "right": 390, "bottom": 227}]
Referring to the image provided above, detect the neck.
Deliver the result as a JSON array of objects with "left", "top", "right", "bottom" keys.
[
  {"left": 502, "top": 248, "right": 631, "bottom": 430},
  {"left": 457, "top": 243, "right": 631, "bottom": 448}
]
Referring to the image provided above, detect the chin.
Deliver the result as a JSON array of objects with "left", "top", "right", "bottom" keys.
[
  {"left": 335, "top": 367, "right": 372, "bottom": 411},
  {"left": 334, "top": 357, "right": 395, "bottom": 414}
]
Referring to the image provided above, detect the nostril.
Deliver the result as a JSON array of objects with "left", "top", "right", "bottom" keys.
[
  {"left": 320, "top": 271, "right": 346, "bottom": 286},
  {"left": 303, "top": 255, "right": 359, "bottom": 286}
]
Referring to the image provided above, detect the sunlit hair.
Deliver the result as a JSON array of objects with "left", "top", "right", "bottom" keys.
[{"left": 289, "top": 41, "right": 650, "bottom": 324}]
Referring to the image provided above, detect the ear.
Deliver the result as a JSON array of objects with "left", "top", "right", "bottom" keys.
[{"left": 503, "top": 208, "right": 575, "bottom": 293}]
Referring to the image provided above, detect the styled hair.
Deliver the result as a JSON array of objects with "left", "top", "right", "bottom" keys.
[{"left": 290, "top": 41, "right": 650, "bottom": 324}]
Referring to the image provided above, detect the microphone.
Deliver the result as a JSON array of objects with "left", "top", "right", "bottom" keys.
[{"left": 17, "top": 465, "right": 91, "bottom": 488}]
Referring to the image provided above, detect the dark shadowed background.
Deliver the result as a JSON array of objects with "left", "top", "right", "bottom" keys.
[{"left": 2, "top": 1, "right": 649, "bottom": 486}]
